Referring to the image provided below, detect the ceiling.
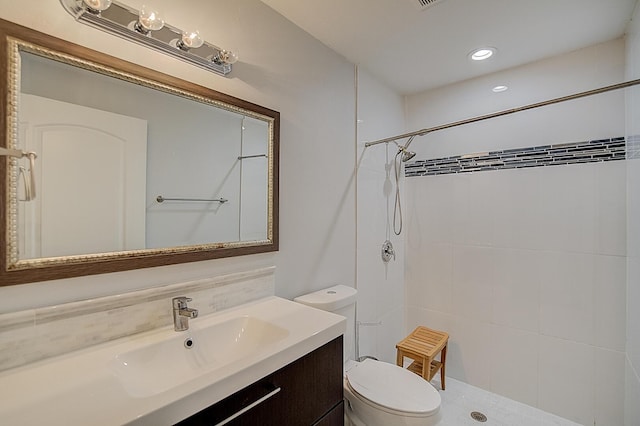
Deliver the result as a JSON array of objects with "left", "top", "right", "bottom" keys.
[{"left": 260, "top": 0, "right": 638, "bottom": 95}]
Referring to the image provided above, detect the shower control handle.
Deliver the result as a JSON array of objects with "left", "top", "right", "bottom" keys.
[{"left": 381, "top": 240, "right": 395, "bottom": 262}]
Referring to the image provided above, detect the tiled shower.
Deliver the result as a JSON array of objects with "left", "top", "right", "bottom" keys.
[
  {"left": 358, "top": 33, "right": 638, "bottom": 425},
  {"left": 405, "top": 154, "right": 626, "bottom": 425}
]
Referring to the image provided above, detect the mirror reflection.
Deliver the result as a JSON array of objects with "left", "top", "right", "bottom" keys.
[
  {"left": 16, "top": 50, "right": 271, "bottom": 261},
  {"left": 0, "top": 18, "right": 280, "bottom": 290}
]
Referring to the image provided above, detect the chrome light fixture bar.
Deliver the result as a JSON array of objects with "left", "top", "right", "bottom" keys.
[{"left": 60, "top": 0, "right": 237, "bottom": 76}]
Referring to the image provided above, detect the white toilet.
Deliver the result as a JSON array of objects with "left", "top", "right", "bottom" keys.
[{"left": 295, "top": 285, "right": 442, "bottom": 426}]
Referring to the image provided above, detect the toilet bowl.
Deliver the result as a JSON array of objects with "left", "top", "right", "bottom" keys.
[
  {"left": 343, "top": 358, "right": 441, "bottom": 425},
  {"left": 294, "top": 285, "right": 442, "bottom": 426}
]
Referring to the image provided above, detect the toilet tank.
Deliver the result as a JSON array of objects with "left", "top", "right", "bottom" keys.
[{"left": 294, "top": 285, "right": 357, "bottom": 363}]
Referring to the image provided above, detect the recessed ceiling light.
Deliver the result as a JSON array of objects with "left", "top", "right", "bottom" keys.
[
  {"left": 492, "top": 85, "right": 508, "bottom": 92},
  {"left": 469, "top": 47, "right": 496, "bottom": 61}
]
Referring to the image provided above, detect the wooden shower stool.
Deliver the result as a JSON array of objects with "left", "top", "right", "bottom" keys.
[{"left": 395, "top": 326, "right": 449, "bottom": 390}]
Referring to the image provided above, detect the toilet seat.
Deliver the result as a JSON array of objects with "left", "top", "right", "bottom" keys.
[{"left": 345, "top": 359, "right": 441, "bottom": 416}]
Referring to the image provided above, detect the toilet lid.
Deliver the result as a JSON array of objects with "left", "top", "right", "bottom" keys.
[{"left": 346, "top": 359, "right": 441, "bottom": 415}]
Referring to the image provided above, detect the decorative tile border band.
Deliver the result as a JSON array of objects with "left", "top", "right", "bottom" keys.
[{"left": 405, "top": 137, "right": 626, "bottom": 177}]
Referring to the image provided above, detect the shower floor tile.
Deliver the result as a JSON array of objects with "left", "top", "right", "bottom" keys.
[{"left": 435, "top": 377, "right": 582, "bottom": 426}]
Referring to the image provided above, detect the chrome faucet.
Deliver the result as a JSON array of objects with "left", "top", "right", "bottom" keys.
[{"left": 172, "top": 297, "right": 198, "bottom": 331}]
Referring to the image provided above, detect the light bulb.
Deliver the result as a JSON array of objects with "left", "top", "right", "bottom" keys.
[
  {"left": 181, "top": 30, "right": 204, "bottom": 49},
  {"left": 215, "top": 49, "right": 239, "bottom": 65},
  {"left": 470, "top": 47, "right": 496, "bottom": 61},
  {"left": 138, "top": 5, "right": 164, "bottom": 32},
  {"left": 82, "top": 0, "right": 112, "bottom": 12}
]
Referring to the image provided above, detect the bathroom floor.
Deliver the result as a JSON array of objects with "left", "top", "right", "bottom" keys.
[{"left": 433, "top": 377, "right": 582, "bottom": 426}]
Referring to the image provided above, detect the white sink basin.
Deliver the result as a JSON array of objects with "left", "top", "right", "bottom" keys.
[
  {"left": 0, "top": 296, "right": 345, "bottom": 426},
  {"left": 109, "top": 316, "right": 289, "bottom": 397}
]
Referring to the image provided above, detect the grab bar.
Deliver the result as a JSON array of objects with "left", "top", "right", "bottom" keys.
[
  {"left": 214, "top": 386, "right": 281, "bottom": 426},
  {"left": 156, "top": 196, "right": 228, "bottom": 203}
]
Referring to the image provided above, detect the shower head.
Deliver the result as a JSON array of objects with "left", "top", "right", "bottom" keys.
[
  {"left": 396, "top": 134, "right": 417, "bottom": 162},
  {"left": 401, "top": 148, "right": 416, "bottom": 162}
]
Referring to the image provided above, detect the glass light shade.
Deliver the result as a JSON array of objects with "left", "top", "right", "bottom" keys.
[
  {"left": 218, "top": 50, "right": 239, "bottom": 65},
  {"left": 181, "top": 30, "right": 204, "bottom": 49},
  {"left": 82, "top": 0, "right": 112, "bottom": 11},
  {"left": 138, "top": 5, "right": 164, "bottom": 31}
]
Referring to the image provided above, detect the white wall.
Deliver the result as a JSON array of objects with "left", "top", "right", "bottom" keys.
[
  {"left": 624, "top": 3, "right": 640, "bottom": 425},
  {"left": 356, "top": 68, "right": 406, "bottom": 363},
  {"left": 404, "top": 39, "right": 627, "bottom": 425},
  {"left": 406, "top": 39, "right": 625, "bottom": 159},
  {"left": 0, "top": 0, "right": 355, "bottom": 310}
]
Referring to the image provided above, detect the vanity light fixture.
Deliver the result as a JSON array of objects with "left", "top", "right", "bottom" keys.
[
  {"left": 177, "top": 30, "right": 204, "bottom": 51},
  {"left": 469, "top": 47, "right": 496, "bottom": 61},
  {"left": 213, "top": 49, "right": 239, "bottom": 65},
  {"left": 134, "top": 5, "right": 164, "bottom": 34},
  {"left": 82, "top": 0, "right": 112, "bottom": 12},
  {"left": 60, "top": 0, "right": 237, "bottom": 76}
]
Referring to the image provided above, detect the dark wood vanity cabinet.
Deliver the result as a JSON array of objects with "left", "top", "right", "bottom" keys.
[{"left": 176, "top": 336, "right": 344, "bottom": 426}]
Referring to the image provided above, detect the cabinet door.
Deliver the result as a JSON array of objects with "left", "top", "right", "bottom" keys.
[
  {"left": 313, "top": 401, "right": 344, "bottom": 426},
  {"left": 176, "top": 336, "right": 343, "bottom": 426}
]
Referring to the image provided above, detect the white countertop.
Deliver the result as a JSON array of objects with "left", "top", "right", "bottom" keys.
[{"left": 0, "top": 296, "right": 345, "bottom": 425}]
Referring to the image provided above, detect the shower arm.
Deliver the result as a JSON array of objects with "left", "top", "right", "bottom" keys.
[{"left": 364, "top": 77, "right": 640, "bottom": 149}]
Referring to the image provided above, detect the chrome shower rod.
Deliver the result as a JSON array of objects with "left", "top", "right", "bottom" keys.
[{"left": 364, "top": 78, "right": 640, "bottom": 148}]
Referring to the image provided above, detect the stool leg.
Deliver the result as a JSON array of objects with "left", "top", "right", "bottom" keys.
[
  {"left": 396, "top": 349, "right": 403, "bottom": 367},
  {"left": 423, "top": 356, "right": 431, "bottom": 380},
  {"left": 441, "top": 343, "right": 447, "bottom": 390}
]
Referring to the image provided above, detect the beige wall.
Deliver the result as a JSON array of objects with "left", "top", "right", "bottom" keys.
[{"left": 0, "top": 0, "right": 356, "bottom": 309}]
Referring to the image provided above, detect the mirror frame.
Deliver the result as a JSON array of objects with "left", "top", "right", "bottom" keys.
[{"left": 0, "top": 18, "right": 279, "bottom": 286}]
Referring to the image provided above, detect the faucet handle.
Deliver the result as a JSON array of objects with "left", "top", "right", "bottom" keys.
[{"left": 172, "top": 296, "right": 192, "bottom": 309}]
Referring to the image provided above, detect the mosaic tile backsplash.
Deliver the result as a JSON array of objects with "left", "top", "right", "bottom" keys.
[
  {"left": 0, "top": 267, "right": 275, "bottom": 372},
  {"left": 405, "top": 137, "right": 626, "bottom": 177}
]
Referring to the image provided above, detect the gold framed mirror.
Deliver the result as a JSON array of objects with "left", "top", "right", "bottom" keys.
[{"left": 0, "top": 18, "right": 279, "bottom": 286}]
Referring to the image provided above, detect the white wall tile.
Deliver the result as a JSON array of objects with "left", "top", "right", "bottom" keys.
[
  {"left": 376, "top": 306, "right": 405, "bottom": 363},
  {"left": 625, "top": 358, "right": 640, "bottom": 426},
  {"left": 594, "top": 255, "right": 627, "bottom": 351},
  {"left": 405, "top": 306, "right": 456, "bottom": 335},
  {"left": 594, "top": 348, "right": 625, "bottom": 426},
  {"left": 491, "top": 167, "right": 544, "bottom": 251},
  {"left": 539, "top": 252, "right": 596, "bottom": 345},
  {"left": 627, "top": 252, "right": 640, "bottom": 375},
  {"left": 406, "top": 175, "right": 454, "bottom": 246},
  {"left": 448, "top": 317, "right": 493, "bottom": 390},
  {"left": 491, "top": 248, "right": 540, "bottom": 332},
  {"left": 538, "top": 336, "right": 595, "bottom": 425},
  {"left": 451, "top": 245, "right": 495, "bottom": 322},
  {"left": 460, "top": 170, "right": 499, "bottom": 247},
  {"left": 596, "top": 161, "right": 627, "bottom": 256},
  {"left": 405, "top": 243, "right": 453, "bottom": 312},
  {"left": 489, "top": 325, "right": 539, "bottom": 407},
  {"left": 451, "top": 174, "right": 471, "bottom": 246},
  {"left": 538, "top": 164, "right": 597, "bottom": 254}
]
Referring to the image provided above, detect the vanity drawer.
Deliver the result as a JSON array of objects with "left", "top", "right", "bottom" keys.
[{"left": 176, "top": 336, "right": 343, "bottom": 426}]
